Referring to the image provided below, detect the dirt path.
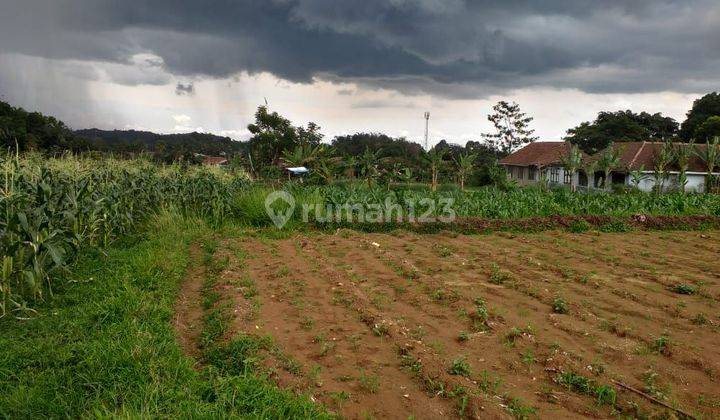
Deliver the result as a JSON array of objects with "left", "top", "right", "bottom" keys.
[{"left": 173, "top": 243, "right": 206, "bottom": 359}]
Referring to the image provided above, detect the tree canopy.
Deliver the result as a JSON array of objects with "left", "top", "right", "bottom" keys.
[
  {"left": 0, "top": 101, "right": 77, "bottom": 152},
  {"left": 482, "top": 101, "right": 538, "bottom": 155},
  {"left": 564, "top": 110, "right": 679, "bottom": 154},
  {"left": 680, "top": 92, "right": 720, "bottom": 141}
]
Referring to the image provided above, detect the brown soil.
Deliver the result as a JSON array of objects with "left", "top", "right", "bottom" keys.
[
  {"left": 181, "top": 229, "right": 720, "bottom": 419},
  {"left": 173, "top": 243, "right": 206, "bottom": 359}
]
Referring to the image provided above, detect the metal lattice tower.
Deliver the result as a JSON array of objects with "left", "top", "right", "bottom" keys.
[{"left": 423, "top": 111, "right": 430, "bottom": 150}]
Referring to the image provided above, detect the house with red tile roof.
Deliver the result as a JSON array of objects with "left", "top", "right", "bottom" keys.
[
  {"left": 500, "top": 141, "right": 719, "bottom": 192},
  {"left": 499, "top": 142, "right": 585, "bottom": 187}
]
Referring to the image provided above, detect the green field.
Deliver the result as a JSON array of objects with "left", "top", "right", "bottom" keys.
[{"left": 2, "top": 154, "right": 720, "bottom": 417}]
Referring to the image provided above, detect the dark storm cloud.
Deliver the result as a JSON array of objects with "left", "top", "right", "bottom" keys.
[
  {"left": 0, "top": 0, "right": 718, "bottom": 96},
  {"left": 175, "top": 82, "right": 194, "bottom": 96}
]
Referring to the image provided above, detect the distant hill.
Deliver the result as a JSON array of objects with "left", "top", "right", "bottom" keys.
[
  {"left": 0, "top": 99, "right": 246, "bottom": 161},
  {"left": 74, "top": 128, "right": 246, "bottom": 158}
]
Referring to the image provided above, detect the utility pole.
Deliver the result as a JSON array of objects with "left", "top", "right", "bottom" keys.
[{"left": 424, "top": 111, "right": 430, "bottom": 151}]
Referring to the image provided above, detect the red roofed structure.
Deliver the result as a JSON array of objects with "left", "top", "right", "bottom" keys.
[{"left": 500, "top": 141, "right": 719, "bottom": 192}]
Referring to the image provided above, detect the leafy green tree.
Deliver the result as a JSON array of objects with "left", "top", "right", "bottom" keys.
[
  {"left": 482, "top": 101, "right": 538, "bottom": 155},
  {"left": 565, "top": 110, "right": 678, "bottom": 154},
  {"left": 296, "top": 121, "right": 324, "bottom": 146},
  {"left": 695, "top": 116, "right": 720, "bottom": 141},
  {"left": 680, "top": 92, "right": 720, "bottom": 140},
  {"left": 487, "top": 161, "right": 511, "bottom": 189},
  {"left": 247, "top": 106, "right": 298, "bottom": 168},
  {"left": 331, "top": 133, "right": 424, "bottom": 175}
]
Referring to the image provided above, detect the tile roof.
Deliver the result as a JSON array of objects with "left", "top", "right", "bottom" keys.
[
  {"left": 499, "top": 141, "right": 583, "bottom": 167},
  {"left": 597, "top": 142, "right": 710, "bottom": 172},
  {"left": 502, "top": 141, "right": 717, "bottom": 173},
  {"left": 622, "top": 142, "right": 709, "bottom": 172}
]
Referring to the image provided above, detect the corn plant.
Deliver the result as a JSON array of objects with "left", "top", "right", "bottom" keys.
[
  {"left": 696, "top": 137, "right": 720, "bottom": 193},
  {"left": 0, "top": 153, "right": 249, "bottom": 317},
  {"left": 673, "top": 140, "right": 695, "bottom": 192}
]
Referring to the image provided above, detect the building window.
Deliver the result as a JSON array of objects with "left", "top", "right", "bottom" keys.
[
  {"left": 564, "top": 170, "right": 572, "bottom": 184},
  {"left": 579, "top": 171, "right": 588, "bottom": 187},
  {"left": 529, "top": 167, "right": 537, "bottom": 181},
  {"left": 550, "top": 167, "right": 559, "bottom": 183},
  {"left": 516, "top": 167, "right": 524, "bottom": 180}
]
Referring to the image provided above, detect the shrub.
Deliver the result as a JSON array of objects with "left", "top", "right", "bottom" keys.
[
  {"left": 448, "top": 356, "right": 472, "bottom": 377},
  {"left": 552, "top": 297, "right": 569, "bottom": 314},
  {"left": 672, "top": 284, "right": 697, "bottom": 295},
  {"left": 568, "top": 219, "right": 591, "bottom": 233}
]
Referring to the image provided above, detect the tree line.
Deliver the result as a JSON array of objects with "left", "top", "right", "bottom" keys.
[{"left": 2, "top": 92, "right": 720, "bottom": 188}]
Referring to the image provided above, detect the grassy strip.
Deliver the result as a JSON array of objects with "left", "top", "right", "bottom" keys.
[{"left": 0, "top": 212, "right": 326, "bottom": 418}]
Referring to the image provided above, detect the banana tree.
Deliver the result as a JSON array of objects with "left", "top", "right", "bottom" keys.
[
  {"left": 454, "top": 152, "right": 477, "bottom": 191},
  {"left": 559, "top": 144, "right": 583, "bottom": 192},
  {"left": 281, "top": 144, "right": 324, "bottom": 168},
  {"left": 629, "top": 166, "right": 650, "bottom": 190},
  {"left": 596, "top": 143, "right": 622, "bottom": 190},
  {"left": 358, "top": 147, "right": 382, "bottom": 188},
  {"left": 581, "top": 160, "right": 598, "bottom": 189},
  {"left": 423, "top": 148, "right": 447, "bottom": 192}
]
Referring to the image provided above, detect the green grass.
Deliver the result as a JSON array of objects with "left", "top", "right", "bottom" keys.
[
  {"left": 0, "top": 213, "right": 330, "bottom": 418},
  {"left": 556, "top": 371, "right": 616, "bottom": 406}
]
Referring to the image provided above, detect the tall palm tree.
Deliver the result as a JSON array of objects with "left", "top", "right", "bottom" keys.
[
  {"left": 559, "top": 144, "right": 583, "bottom": 192},
  {"left": 696, "top": 137, "right": 720, "bottom": 193},
  {"left": 454, "top": 152, "right": 477, "bottom": 191},
  {"left": 596, "top": 143, "right": 622, "bottom": 190},
  {"left": 423, "top": 148, "right": 447, "bottom": 192}
]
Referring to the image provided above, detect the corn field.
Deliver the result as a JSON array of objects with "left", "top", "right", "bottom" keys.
[
  {"left": 0, "top": 154, "right": 249, "bottom": 318},
  {"left": 319, "top": 184, "right": 720, "bottom": 219},
  {"left": 3, "top": 155, "right": 719, "bottom": 317}
]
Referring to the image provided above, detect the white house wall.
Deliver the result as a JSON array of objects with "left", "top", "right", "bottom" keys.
[
  {"left": 506, "top": 162, "right": 717, "bottom": 192},
  {"left": 631, "top": 173, "right": 711, "bottom": 193}
]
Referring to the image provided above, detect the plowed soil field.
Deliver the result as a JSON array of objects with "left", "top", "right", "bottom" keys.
[{"left": 181, "top": 229, "right": 720, "bottom": 419}]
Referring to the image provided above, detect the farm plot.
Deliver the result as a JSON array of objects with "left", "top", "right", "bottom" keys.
[{"left": 186, "top": 229, "right": 720, "bottom": 419}]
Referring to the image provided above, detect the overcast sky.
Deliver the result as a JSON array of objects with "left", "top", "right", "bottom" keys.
[{"left": 0, "top": 0, "right": 718, "bottom": 145}]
